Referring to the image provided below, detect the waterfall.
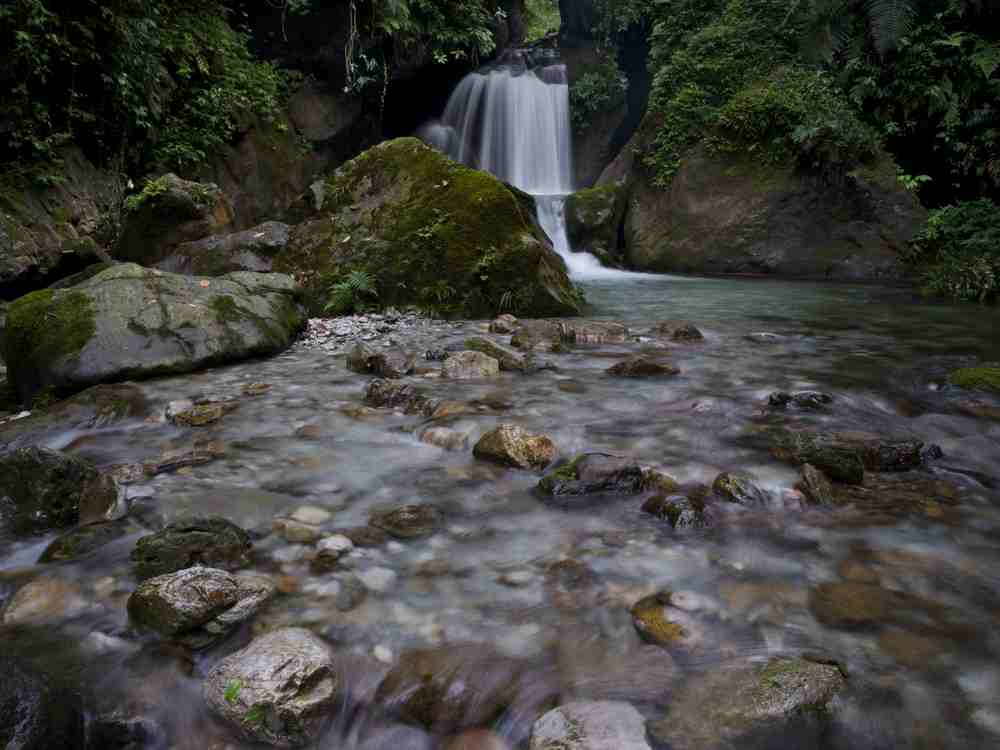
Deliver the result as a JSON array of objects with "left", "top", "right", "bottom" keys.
[{"left": 418, "top": 54, "right": 627, "bottom": 279}]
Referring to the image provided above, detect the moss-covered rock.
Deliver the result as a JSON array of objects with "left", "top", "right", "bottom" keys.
[
  {"left": 2, "top": 263, "right": 305, "bottom": 405},
  {"left": 565, "top": 183, "right": 626, "bottom": 267},
  {"left": 275, "top": 138, "right": 583, "bottom": 317},
  {"left": 473, "top": 424, "right": 557, "bottom": 470},
  {"left": 157, "top": 221, "right": 290, "bottom": 276},
  {"left": 947, "top": 366, "right": 1000, "bottom": 393},
  {"left": 768, "top": 428, "right": 926, "bottom": 485},
  {"left": 131, "top": 517, "right": 252, "bottom": 580},
  {"left": 538, "top": 453, "right": 646, "bottom": 499}
]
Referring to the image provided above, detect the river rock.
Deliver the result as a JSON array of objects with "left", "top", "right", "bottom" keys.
[
  {"left": 419, "top": 426, "right": 470, "bottom": 451},
  {"left": 630, "top": 593, "right": 705, "bottom": 653},
  {"left": 539, "top": 453, "right": 645, "bottom": 497},
  {"left": 561, "top": 320, "right": 629, "bottom": 345},
  {"left": 446, "top": 729, "right": 511, "bottom": 750},
  {"left": 0, "top": 656, "right": 84, "bottom": 749},
  {"left": 830, "top": 472, "right": 961, "bottom": 518},
  {"left": 565, "top": 184, "right": 627, "bottom": 267},
  {"left": 3, "top": 576, "right": 91, "bottom": 625},
  {"left": 768, "top": 391, "right": 834, "bottom": 409},
  {"left": 796, "top": 464, "right": 835, "bottom": 505},
  {"left": 770, "top": 428, "right": 927, "bottom": 483},
  {"left": 2, "top": 263, "right": 305, "bottom": 405},
  {"left": 128, "top": 566, "right": 275, "bottom": 646},
  {"left": 809, "top": 581, "right": 930, "bottom": 629},
  {"left": 648, "top": 657, "right": 846, "bottom": 749},
  {"left": 443, "top": 351, "right": 500, "bottom": 379},
  {"left": 465, "top": 337, "right": 529, "bottom": 372},
  {"left": 530, "top": 701, "right": 651, "bottom": 750},
  {"left": 607, "top": 356, "right": 679, "bottom": 378},
  {"left": 130, "top": 517, "right": 252, "bottom": 580},
  {"left": 157, "top": 221, "right": 290, "bottom": 275},
  {"left": 489, "top": 314, "right": 518, "bottom": 334},
  {"left": 168, "top": 399, "right": 239, "bottom": 427},
  {"left": 39, "top": 517, "right": 134, "bottom": 562},
  {"left": 364, "top": 379, "right": 434, "bottom": 414},
  {"left": 641, "top": 495, "right": 709, "bottom": 529},
  {"left": 510, "top": 320, "right": 565, "bottom": 352},
  {"left": 370, "top": 504, "right": 442, "bottom": 539},
  {"left": 347, "top": 343, "right": 415, "bottom": 378},
  {"left": 473, "top": 424, "right": 557, "bottom": 470},
  {"left": 375, "top": 645, "right": 523, "bottom": 733},
  {"left": 203, "top": 627, "right": 338, "bottom": 748},
  {"left": 712, "top": 472, "right": 771, "bottom": 507},
  {"left": 655, "top": 320, "right": 704, "bottom": 342},
  {"left": 0, "top": 446, "right": 119, "bottom": 536}
]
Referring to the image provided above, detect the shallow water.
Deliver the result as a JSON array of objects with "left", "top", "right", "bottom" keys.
[{"left": 3, "top": 274, "right": 1000, "bottom": 748}]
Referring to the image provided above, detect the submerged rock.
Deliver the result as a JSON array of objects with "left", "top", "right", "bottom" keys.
[
  {"left": 443, "top": 351, "right": 500, "bottom": 379},
  {"left": 641, "top": 495, "right": 709, "bottom": 529},
  {"left": 630, "top": 593, "right": 705, "bottom": 653},
  {"left": 712, "top": 472, "right": 771, "bottom": 507},
  {"left": 607, "top": 356, "right": 680, "bottom": 378},
  {"left": 768, "top": 391, "right": 834, "bottom": 410},
  {"left": 3, "top": 576, "right": 91, "bottom": 625},
  {"left": 530, "top": 701, "right": 651, "bottom": 750},
  {"left": 538, "top": 454, "right": 645, "bottom": 498},
  {"left": 369, "top": 504, "right": 442, "bottom": 539},
  {"left": 648, "top": 657, "right": 846, "bottom": 749},
  {"left": 168, "top": 399, "right": 239, "bottom": 427},
  {"left": 465, "top": 337, "right": 529, "bottom": 372},
  {"left": 130, "top": 516, "right": 252, "bottom": 580},
  {"left": 39, "top": 517, "right": 134, "bottom": 562},
  {"left": 363, "top": 379, "right": 434, "bottom": 414},
  {"left": 473, "top": 424, "right": 557, "bottom": 470},
  {"left": 0, "top": 446, "right": 119, "bottom": 536},
  {"left": 946, "top": 365, "right": 1000, "bottom": 393},
  {"left": 0, "top": 656, "right": 84, "bottom": 749},
  {"left": 2, "top": 263, "right": 305, "bottom": 405},
  {"left": 203, "top": 628, "right": 338, "bottom": 748},
  {"left": 769, "top": 428, "right": 927, "bottom": 484},
  {"left": 655, "top": 320, "right": 704, "bottom": 342},
  {"left": 128, "top": 566, "right": 274, "bottom": 647}
]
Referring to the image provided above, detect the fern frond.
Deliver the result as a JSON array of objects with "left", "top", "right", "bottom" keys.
[{"left": 866, "top": 0, "right": 916, "bottom": 56}]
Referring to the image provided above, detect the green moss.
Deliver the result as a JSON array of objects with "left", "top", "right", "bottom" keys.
[{"left": 947, "top": 366, "right": 1000, "bottom": 393}]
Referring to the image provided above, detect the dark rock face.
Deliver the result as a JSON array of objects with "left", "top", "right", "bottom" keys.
[
  {"left": 538, "top": 453, "right": 646, "bottom": 498},
  {"left": 559, "top": 0, "right": 598, "bottom": 46},
  {"left": 796, "top": 464, "right": 835, "bottom": 506},
  {"left": 130, "top": 517, "right": 252, "bottom": 580},
  {"left": 0, "top": 656, "right": 84, "bottom": 750},
  {"left": 157, "top": 221, "right": 290, "bottom": 276},
  {"left": 623, "top": 146, "right": 926, "bottom": 281},
  {"left": 565, "top": 184, "right": 626, "bottom": 265},
  {"left": 2, "top": 263, "right": 305, "bottom": 405},
  {"left": 0, "top": 447, "right": 119, "bottom": 536}
]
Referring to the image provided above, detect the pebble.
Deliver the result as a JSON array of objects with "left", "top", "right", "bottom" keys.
[
  {"left": 290, "top": 505, "right": 333, "bottom": 525},
  {"left": 317, "top": 534, "right": 355, "bottom": 557},
  {"left": 358, "top": 567, "right": 399, "bottom": 593},
  {"left": 296, "top": 312, "right": 448, "bottom": 354},
  {"left": 374, "top": 644, "right": 394, "bottom": 663}
]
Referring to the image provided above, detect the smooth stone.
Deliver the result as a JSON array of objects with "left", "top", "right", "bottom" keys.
[
  {"left": 530, "top": 701, "right": 651, "bottom": 750},
  {"left": 488, "top": 314, "right": 518, "bottom": 334},
  {"left": 3, "top": 576, "right": 90, "bottom": 625},
  {"left": 443, "top": 351, "right": 500, "bottom": 379},
  {"left": 465, "top": 337, "right": 530, "bottom": 372},
  {"left": 290, "top": 505, "right": 333, "bottom": 525},
  {"left": 473, "top": 424, "right": 557, "bottom": 470},
  {"left": 369, "top": 504, "right": 442, "bottom": 539},
  {"left": 419, "top": 426, "right": 470, "bottom": 451},
  {"left": 357, "top": 567, "right": 398, "bottom": 593}
]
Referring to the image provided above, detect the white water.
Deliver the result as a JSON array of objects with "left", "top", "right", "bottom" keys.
[{"left": 418, "top": 57, "right": 642, "bottom": 280}]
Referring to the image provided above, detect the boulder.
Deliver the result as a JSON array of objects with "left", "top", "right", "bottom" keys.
[
  {"left": 0, "top": 446, "right": 119, "bottom": 536},
  {"left": 654, "top": 320, "right": 704, "bottom": 342},
  {"left": 128, "top": 566, "right": 274, "bottom": 647},
  {"left": 648, "top": 657, "right": 846, "bottom": 749},
  {"left": 712, "top": 472, "right": 771, "bottom": 507},
  {"left": 157, "top": 221, "right": 290, "bottom": 276},
  {"left": 130, "top": 517, "right": 252, "bottom": 580},
  {"left": 464, "top": 337, "right": 530, "bottom": 372},
  {"left": 274, "top": 138, "right": 582, "bottom": 317},
  {"left": 473, "top": 424, "right": 557, "bottom": 470},
  {"left": 623, "top": 146, "right": 926, "bottom": 281},
  {"left": 606, "top": 356, "right": 679, "bottom": 378},
  {"left": 0, "top": 656, "right": 84, "bottom": 749},
  {"left": 769, "top": 428, "right": 926, "bottom": 484},
  {"left": 363, "top": 379, "right": 434, "bottom": 414},
  {"left": 116, "top": 174, "right": 234, "bottom": 266},
  {"left": 530, "top": 701, "right": 651, "bottom": 750},
  {"left": 203, "top": 628, "right": 338, "bottom": 748},
  {"left": 2, "top": 263, "right": 305, "bottom": 405},
  {"left": 565, "top": 184, "right": 627, "bottom": 267},
  {"left": 443, "top": 351, "right": 500, "bottom": 379},
  {"left": 369, "top": 504, "right": 442, "bottom": 539},
  {"left": 561, "top": 320, "right": 629, "bottom": 345},
  {"left": 539, "top": 453, "right": 645, "bottom": 498}
]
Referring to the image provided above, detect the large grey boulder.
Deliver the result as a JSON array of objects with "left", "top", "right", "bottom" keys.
[
  {"left": 157, "top": 221, "right": 290, "bottom": 276},
  {"left": 2, "top": 263, "right": 305, "bottom": 405},
  {"left": 128, "top": 566, "right": 275, "bottom": 647},
  {"left": 203, "top": 628, "right": 338, "bottom": 747},
  {"left": 0, "top": 446, "right": 119, "bottom": 536},
  {"left": 530, "top": 701, "right": 651, "bottom": 750}
]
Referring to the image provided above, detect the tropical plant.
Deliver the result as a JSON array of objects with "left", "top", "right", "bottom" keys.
[{"left": 324, "top": 270, "right": 380, "bottom": 315}]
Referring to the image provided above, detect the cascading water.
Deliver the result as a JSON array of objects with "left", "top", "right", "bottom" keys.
[{"left": 418, "top": 51, "right": 633, "bottom": 279}]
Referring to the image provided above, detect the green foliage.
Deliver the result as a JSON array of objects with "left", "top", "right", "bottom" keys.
[
  {"left": 570, "top": 58, "right": 629, "bottom": 131},
  {"left": 324, "top": 270, "right": 379, "bottom": 315},
  {"left": 523, "top": 0, "right": 561, "bottom": 42},
  {"left": 947, "top": 366, "right": 1000, "bottom": 392},
  {"left": 906, "top": 198, "right": 1000, "bottom": 301},
  {"left": 224, "top": 679, "right": 242, "bottom": 704}
]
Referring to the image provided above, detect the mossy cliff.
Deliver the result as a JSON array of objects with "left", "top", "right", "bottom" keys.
[{"left": 275, "top": 138, "right": 583, "bottom": 318}]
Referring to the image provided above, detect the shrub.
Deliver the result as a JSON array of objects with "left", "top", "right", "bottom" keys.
[
  {"left": 324, "top": 270, "right": 379, "bottom": 316},
  {"left": 570, "top": 58, "right": 629, "bottom": 132}
]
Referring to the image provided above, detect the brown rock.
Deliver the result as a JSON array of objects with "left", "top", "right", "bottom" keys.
[
  {"left": 472, "top": 424, "right": 557, "bottom": 470},
  {"left": 607, "top": 356, "right": 679, "bottom": 378}
]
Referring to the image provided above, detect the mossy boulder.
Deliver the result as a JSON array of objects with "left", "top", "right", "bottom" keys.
[
  {"left": 116, "top": 174, "right": 234, "bottom": 266},
  {"left": 275, "top": 138, "right": 583, "bottom": 317},
  {"left": 157, "top": 221, "right": 290, "bottom": 276},
  {"left": 131, "top": 517, "right": 252, "bottom": 580},
  {"left": 538, "top": 453, "right": 646, "bottom": 499},
  {"left": 2, "top": 263, "right": 305, "bottom": 405},
  {"left": 565, "top": 184, "right": 626, "bottom": 267},
  {"left": 947, "top": 366, "right": 1000, "bottom": 393},
  {"left": 768, "top": 428, "right": 926, "bottom": 485}
]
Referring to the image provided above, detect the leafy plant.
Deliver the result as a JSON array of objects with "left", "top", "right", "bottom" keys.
[
  {"left": 324, "top": 270, "right": 379, "bottom": 315},
  {"left": 224, "top": 679, "right": 243, "bottom": 704},
  {"left": 570, "top": 58, "right": 629, "bottom": 132}
]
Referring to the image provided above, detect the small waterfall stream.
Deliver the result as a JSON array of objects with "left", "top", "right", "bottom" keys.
[{"left": 418, "top": 52, "right": 631, "bottom": 279}]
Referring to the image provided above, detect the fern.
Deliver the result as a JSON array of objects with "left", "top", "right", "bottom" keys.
[
  {"left": 323, "top": 270, "right": 378, "bottom": 316},
  {"left": 866, "top": 0, "right": 916, "bottom": 55}
]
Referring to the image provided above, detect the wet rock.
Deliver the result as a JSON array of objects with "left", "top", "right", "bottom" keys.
[
  {"left": 630, "top": 593, "right": 704, "bottom": 653},
  {"left": 347, "top": 343, "right": 414, "bottom": 378},
  {"left": 375, "top": 645, "right": 522, "bottom": 733},
  {"left": 488, "top": 314, "right": 518, "bottom": 334},
  {"left": 771, "top": 429, "right": 927, "bottom": 482},
  {"left": 364, "top": 379, "right": 434, "bottom": 414},
  {"left": 712, "top": 472, "right": 771, "bottom": 507},
  {"left": 169, "top": 400, "right": 239, "bottom": 426},
  {"left": 558, "top": 643, "right": 677, "bottom": 705},
  {"left": 3, "top": 576, "right": 90, "bottom": 625},
  {"left": 648, "top": 657, "right": 846, "bottom": 750},
  {"left": 39, "top": 518, "right": 134, "bottom": 562},
  {"left": 530, "top": 701, "right": 651, "bottom": 750},
  {"left": 429, "top": 400, "right": 474, "bottom": 420},
  {"left": 128, "top": 566, "right": 274, "bottom": 647},
  {"left": 446, "top": 729, "right": 511, "bottom": 750},
  {"left": 641, "top": 495, "right": 708, "bottom": 529},
  {"left": 443, "top": 351, "right": 500, "bottom": 379},
  {"left": 290, "top": 505, "right": 333, "bottom": 525},
  {"left": 796, "top": 464, "right": 835, "bottom": 505},
  {"left": 510, "top": 320, "right": 564, "bottom": 352},
  {"left": 0, "top": 656, "right": 84, "bottom": 749},
  {"left": 561, "top": 321, "right": 629, "bottom": 345},
  {"left": 606, "top": 356, "right": 679, "bottom": 378},
  {"left": 357, "top": 566, "right": 398, "bottom": 593},
  {"left": 311, "top": 535, "right": 354, "bottom": 573},
  {"left": 203, "top": 627, "right": 338, "bottom": 748},
  {"left": 335, "top": 526, "right": 390, "bottom": 547},
  {"left": 242, "top": 382, "right": 272, "bottom": 397},
  {"left": 830, "top": 472, "right": 960, "bottom": 519},
  {"left": 84, "top": 712, "right": 164, "bottom": 750},
  {"left": 0, "top": 446, "right": 119, "bottom": 536},
  {"left": 419, "top": 426, "right": 470, "bottom": 451},
  {"left": 539, "top": 454, "right": 646, "bottom": 498},
  {"left": 809, "top": 581, "right": 933, "bottom": 630},
  {"left": 655, "top": 320, "right": 704, "bottom": 342},
  {"left": 465, "top": 337, "right": 529, "bottom": 372},
  {"left": 642, "top": 468, "right": 681, "bottom": 494},
  {"left": 768, "top": 391, "right": 834, "bottom": 410},
  {"left": 370, "top": 504, "right": 442, "bottom": 539},
  {"left": 142, "top": 438, "right": 225, "bottom": 476},
  {"left": 473, "top": 424, "right": 557, "bottom": 470},
  {"left": 273, "top": 518, "right": 323, "bottom": 544},
  {"left": 131, "top": 516, "right": 252, "bottom": 580}
]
